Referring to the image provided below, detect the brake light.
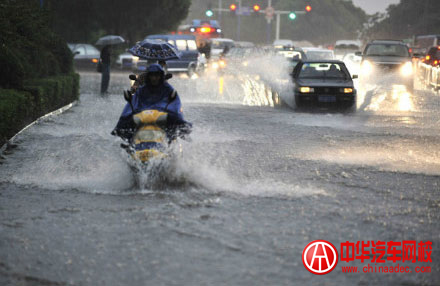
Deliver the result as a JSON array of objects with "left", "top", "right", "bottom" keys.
[
  {"left": 426, "top": 55, "right": 431, "bottom": 60},
  {"left": 200, "top": 27, "right": 212, "bottom": 33},
  {"left": 434, "top": 60, "right": 438, "bottom": 66},
  {"left": 409, "top": 48, "right": 413, "bottom": 53},
  {"left": 92, "top": 58, "right": 98, "bottom": 63}
]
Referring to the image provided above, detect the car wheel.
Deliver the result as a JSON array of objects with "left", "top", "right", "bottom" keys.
[
  {"left": 343, "top": 102, "right": 356, "bottom": 113},
  {"left": 187, "top": 65, "right": 196, "bottom": 77}
]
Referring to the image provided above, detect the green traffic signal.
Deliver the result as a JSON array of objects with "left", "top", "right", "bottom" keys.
[
  {"left": 206, "top": 9, "right": 214, "bottom": 17},
  {"left": 289, "top": 12, "right": 296, "bottom": 20}
]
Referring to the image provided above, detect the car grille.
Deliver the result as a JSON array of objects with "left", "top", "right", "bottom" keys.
[
  {"left": 375, "top": 63, "right": 401, "bottom": 71},
  {"left": 122, "top": 58, "right": 132, "bottom": 64},
  {"left": 314, "top": 87, "right": 340, "bottom": 94}
]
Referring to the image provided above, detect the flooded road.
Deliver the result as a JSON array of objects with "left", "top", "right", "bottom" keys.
[{"left": 0, "top": 70, "right": 439, "bottom": 285}]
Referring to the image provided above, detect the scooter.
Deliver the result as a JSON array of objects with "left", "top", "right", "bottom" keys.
[{"left": 117, "top": 73, "right": 181, "bottom": 165}]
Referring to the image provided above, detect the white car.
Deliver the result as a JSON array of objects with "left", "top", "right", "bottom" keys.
[
  {"left": 302, "top": 47, "right": 335, "bottom": 60},
  {"left": 210, "top": 38, "right": 235, "bottom": 59},
  {"left": 342, "top": 52, "right": 362, "bottom": 76},
  {"left": 116, "top": 52, "right": 138, "bottom": 69}
]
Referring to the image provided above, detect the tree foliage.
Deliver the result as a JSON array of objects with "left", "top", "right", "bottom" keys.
[
  {"left": 0, "top": 0, "right": 73, "bottom": 88},
  {"left": 363, "top": 0, "right": 440, "bottom": 40},
  {"left": 48, "top": 0, "right": 191, "bottom": 44}
]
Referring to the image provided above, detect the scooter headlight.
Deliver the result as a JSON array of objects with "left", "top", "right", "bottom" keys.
[
  {"left": 400, "top": 61, "right": 413, "bottom": 76},
  {"left": 361, "top": 60, "right": 373, "bottom": 76}
]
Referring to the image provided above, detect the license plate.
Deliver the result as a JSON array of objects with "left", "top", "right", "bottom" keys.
[{"left": 318, "top": 96, "right": 336, "bottom": 102}]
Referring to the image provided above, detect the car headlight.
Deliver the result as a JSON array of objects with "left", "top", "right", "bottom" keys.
[
  {"left": 219, "top": 60, "right": 226, "bottom": 67},
  {"left": 400, "top": 61, "right": 413, "bottom": 76},
  {"left": 361, "top": 60, "right": 373, "bottom": 75},
  {"left": 300, "top": 87, "right": 314, "bottom": 93},
  {"left": 342, "top": 88, "right": 353, "bottom": 93},
  {"left": 132, "top": 56, "right": 139, "bottom": 63},
  {"left": 212, "top": 62, "right": 219, "bottom": 69}
]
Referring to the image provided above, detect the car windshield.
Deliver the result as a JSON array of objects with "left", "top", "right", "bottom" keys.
[
  {"left": 365, "top": 44, "right": 409, "bottom": 57},
  {"left": 304, "top": 51, "right": 334, "bottom": 60},
  {"left": 298, "top": 63, "right": 348, "bottom": 79}
]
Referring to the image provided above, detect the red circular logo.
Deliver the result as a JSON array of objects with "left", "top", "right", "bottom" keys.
[{"left": 302, "top": 240, "right": 339, "bottom": 275}]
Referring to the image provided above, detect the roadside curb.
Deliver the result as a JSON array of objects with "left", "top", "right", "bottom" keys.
[{"left": 0, "top": 100, "right": 78, "bottom": 153}]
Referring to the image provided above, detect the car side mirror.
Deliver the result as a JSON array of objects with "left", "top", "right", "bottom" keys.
[
  {"left": 355, "top": 51, "right": 362, "bottom": 56},
  {"left": 165, "top": 73, "right": 173, "bottom": 80},
  {"left": 73, "top": 51, "right": 80, "bottom": 56},
  {"left": 352, "top": 74, "right": 358, "bottom": 79}
]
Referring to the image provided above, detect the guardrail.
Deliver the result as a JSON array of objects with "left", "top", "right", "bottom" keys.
[{"left": 417, "top": 61, "right": 440, "bottom": 91}]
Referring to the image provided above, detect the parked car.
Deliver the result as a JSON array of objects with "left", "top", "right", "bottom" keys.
[
  {"left": 68, "top": 43, "right": 100, "bottom": 70},
  {"left": 291, "top": 60, "right": 357, "bottom": 110},
  {"left": 357, "top": 40, "right": 414, "bottom": 92},
  {"left": 135, "top": 34, "right": 201, "bottom": 76}
]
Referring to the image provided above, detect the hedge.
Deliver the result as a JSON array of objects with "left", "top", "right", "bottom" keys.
[{"left": 0, "top": 73, "right": 79, "bottom": 146}]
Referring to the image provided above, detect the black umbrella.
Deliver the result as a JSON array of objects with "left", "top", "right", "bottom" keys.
[
  {"left": 96, "top": 35, "right": 125, "bottom": 46},
  {"left": 128, "top": 39, "right": 180, "bottom": 61}
]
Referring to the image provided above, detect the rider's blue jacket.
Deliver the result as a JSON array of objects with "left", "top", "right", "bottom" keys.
[{"left": 113, "top": 64, "right": 191, "bottom": 139}]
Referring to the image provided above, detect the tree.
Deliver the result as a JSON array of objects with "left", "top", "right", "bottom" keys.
[
  {"left": 49, "top": 0, "right": 191, "bottom": 44},
  {"left": 363, "top": 0, "right": 440, "bottom": 40}
]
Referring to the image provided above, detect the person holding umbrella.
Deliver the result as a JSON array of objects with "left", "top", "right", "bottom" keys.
[
  {"left": 95, "top": 35, "right": 125, "bottom": 95},
  {"left": 112, "top": 40, "right": 191, "bottom": 140},
  {"left": 99, "top": 45, "right": 111, "bottom": 94}
]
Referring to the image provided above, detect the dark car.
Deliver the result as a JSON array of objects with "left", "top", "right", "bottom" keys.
[
  {"left": 357, "top": 40, "right": 414, "bottom": 92},
  {"left": 422, "top": 46, "right": 440, "bottom": 67},
  {"left": 68, "top": 43, "right": 100, "bottom": 70},
  {"left": 292, "top": 60, "right": 357, "bottom": 110},
  {"left": 135, "top": 34, "right": 200, "bottom": 76}
]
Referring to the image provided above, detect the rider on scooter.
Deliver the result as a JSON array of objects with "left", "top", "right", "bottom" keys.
[{"left": 112, "top": 64, "right": 191, "bottom": 140}]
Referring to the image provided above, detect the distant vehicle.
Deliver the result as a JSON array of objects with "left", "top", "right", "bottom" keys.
[
  {"left": 413, "top": 34, "right": 440, "bottom": 56},
  {"left": 273, "top": 39, "right": 294, "bottom": 48},
  {"left": 273, "top": 39, "right": 297, "bottom": 58},
  {"left": 334, "top": 40, "right": 362, "bottom": 59},
  {"left": 421, "top": 46, "right": 440, "bottom": 67},
  {"left": 178, "top": 19, "right": 222, "bottom": 50},
  {"left": 357, "top": 39, "right": 414, "bottom": 92},
  {"left": 210, "top": 38, "right": 235, "bottom": 58},
  {"left": 342, "top": 52, "right": 362, "bottom": 76},
  {"left": 291, "top": 60, "right": 357, "bottom": 110},
  {"left": 116, "top": 52, "right": 137, "bottom": 69},
  {"left": 135, "top": 34, "right": 200, "bottom": 76},
  {"left": 68, "top": 43, "right": 100, "bottom": 69},
  {"left": 288, "top": 49, "right": 307, "bottom": 69},
  {"left": 302, "top": 47, "right": 335, "bottom": 60}
]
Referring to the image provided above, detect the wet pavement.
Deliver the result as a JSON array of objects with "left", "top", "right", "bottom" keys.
[{"left": 0, "top": 67, "right": 439, "bottom": 285}]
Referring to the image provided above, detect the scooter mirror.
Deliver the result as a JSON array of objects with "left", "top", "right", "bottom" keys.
[
  {"left": 128, "top": 74, "right": 137, "bottom": 81},
  {"left": 165, "top": 73, "right": 173, "bottom": 80}
]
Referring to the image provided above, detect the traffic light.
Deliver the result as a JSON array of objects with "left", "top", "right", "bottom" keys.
[
  {"left": 206, "top": 9, "right": 214, "bottom": 17},
  {"left": 253, "top": 4, "right": 261, "bottom": 12},
  {"left": 229, "top": 3, "right": 237, "bottom": 11},
  {"left": 305, "top": 5, "right": 312, "bottom": 12},
  {"left": 288, "top": 12, "right": 296, "bottom": 20}
]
